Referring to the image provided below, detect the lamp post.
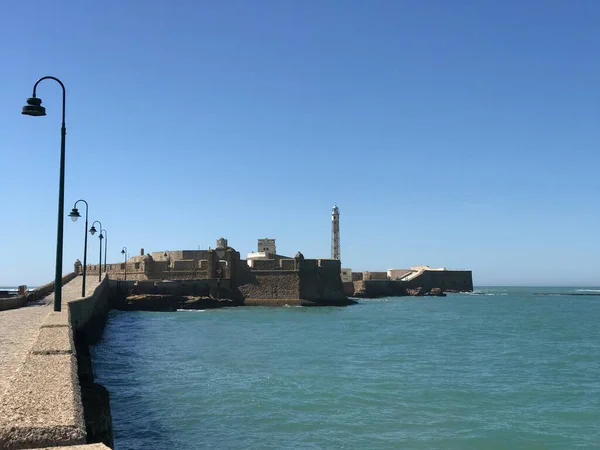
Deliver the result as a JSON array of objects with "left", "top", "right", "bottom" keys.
[
  {"left": 68, "top": 200, "right": 89, "bottom": 297},
  {"left": 22, "top": 76, "right": 67, "bottom": 312},
  {"left": 164, "top": 251, "right": 171, "bottom": 280},
  {"left": 90, "top": 221, "right": 103, "bottom": 282},
  {"left": 101, "top": 229, "right": 107, "bottom": 271},
  {"left": 121, "top": 247, "right": 128, "bottom": 281}
]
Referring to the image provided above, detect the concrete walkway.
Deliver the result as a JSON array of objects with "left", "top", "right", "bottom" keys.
[{"left": 0, "top": 275, "right": 100, "bottom": 400}]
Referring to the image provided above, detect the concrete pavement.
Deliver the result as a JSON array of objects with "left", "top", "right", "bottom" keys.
[{"left": 0, "top": 275, "right": 100, "bottom": 400}]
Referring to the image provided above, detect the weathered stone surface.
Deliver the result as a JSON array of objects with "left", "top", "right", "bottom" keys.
[
  {"left": 238, "top": 273, "right": 300, "bottom": 301},
  {"left": 33, "top": 444, "right": 110, "bottom": 450},
  {"left": 42, "top": 311, "right": 70, "bottom": 328},
  {"left": 352, "top": 280, "right": 409, "bottom": 298},
  {"left": 0, "top": 272, "right": 78, "bottom": 312},
  {"left": 0, "top": 353, "right": 86, "bottom": 448},
  {"left": 0, "top": 277, "right": 100, "bottom": 404},
  {"left": 0, "top": 276, "right": 109, "bottom": 449},
  {"left": 342, "top": 281, "right": 355, "bottom": 297},
  {"left": 31, "top": 326, "right": 74, "bottom": 355},
  {"left": 81, "top": 383, "right": 113, "bottom": 449},
  {"left": 402, "top": 270, "right": 473, "bottom": 292}
]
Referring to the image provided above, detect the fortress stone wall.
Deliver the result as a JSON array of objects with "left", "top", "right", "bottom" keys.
[
  {"left": 82, "top": 245, "right": 349, "bottom": 305},
  {"left": 401, "top": 270, "right": 473, "bottom": 292},
  {"left": 235, "top": 256, "right": 347, "bottom": 304},
  {"left": 351, "top": 269, "right": 473, "bottom": 297},
  {"left": 83, "top": 247, "right": 238, "bottom": 281}
]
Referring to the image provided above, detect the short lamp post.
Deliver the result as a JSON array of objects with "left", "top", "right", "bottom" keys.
[
  {"left": 22, "top": 76, "right": 67, "bottom": 312},
  {"left": 164, "top": 251, "right": 171, "bottom": 280},
  {"left": 89, "top": 221, "right": 103, "bottom": 282},
  {"left": 121, "top": 247, "right": 128, "bottom": 281},
  {"left": 68, "top": 200, "right": 89, "bottom": 297},
  {"left": 101, "top": 229, "right": 107, "bottom": 271}
]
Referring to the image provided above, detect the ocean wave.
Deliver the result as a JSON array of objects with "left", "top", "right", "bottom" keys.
[
  {"left": 176, "top": 309, "right": 207, "bottom": 312},
  {"left": 469, "top": 292, "right": 508, "bottom": 296},
  {"left": 532, "top": 292, "right": 600, "bottom": 297},
  {"left": 575, "top": 289, "right": 600, "bottom": 292}
]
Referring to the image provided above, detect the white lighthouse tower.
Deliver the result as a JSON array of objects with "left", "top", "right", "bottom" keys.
[{"left": 331, "top": 204, "right": 340, "bottom": 260}]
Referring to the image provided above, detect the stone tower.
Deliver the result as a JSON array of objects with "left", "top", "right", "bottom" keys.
[{"left": 331, "top": 204, "right": 340, "bottom": 260}]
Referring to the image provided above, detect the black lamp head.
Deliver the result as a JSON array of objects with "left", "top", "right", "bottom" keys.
[
  {"left": 89, "top": 225, "right": 97, "bottom": 235},
  {"left": 22, "top": 97, "right": 46, "bottom": 117},
  {"left": 68, "top": 208, "right": 81, "bottom": 222},
  {"left": 121, "top": 249, "right": 125, "bottom": 255},
  {"left": 99, "top": 233, "right": 104, "bottom": 240}
]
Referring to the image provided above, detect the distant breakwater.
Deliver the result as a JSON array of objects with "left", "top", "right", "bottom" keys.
[{"left": 531, "top": 292, "right": 600, "bottom": 296}]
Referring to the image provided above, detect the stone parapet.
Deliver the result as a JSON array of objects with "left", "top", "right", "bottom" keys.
[
  {"left": 0, "top": 272, "right": 78, "bottom": 312},
  {"left": 0, "top": 276, "right": 112, "bottom": 449},
  {"left": 0, "top": 348, "right": 85, "bottom": 448}
]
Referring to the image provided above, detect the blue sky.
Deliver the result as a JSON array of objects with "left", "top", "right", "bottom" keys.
[{"left": 1, "top": 1, "right": 600, "bottom": 286}]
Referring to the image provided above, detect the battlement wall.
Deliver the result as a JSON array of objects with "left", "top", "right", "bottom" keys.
[
  {"left": 403, "top": 270, "right": 473, "bottom": 292},
  {"left": 352, "top": 270, "right": 473, "bottom": 297}
]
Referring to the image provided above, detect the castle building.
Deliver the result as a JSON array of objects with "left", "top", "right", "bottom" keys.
[
  {"left": 247, "top": 238, "right": 280, "bottom": 267},
  {"left": 341, "top": 268, "right": 352, "bottom": 283},
  {"left": 257, "top": 238, "right": 276, "bottom": 254}
]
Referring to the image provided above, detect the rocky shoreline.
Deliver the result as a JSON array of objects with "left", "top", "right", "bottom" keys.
[
  {"left": 352, "top": 285, "right": 447, "bottom": 299},
  {"left": 112, "top": 294, "right": 358, "bottom": 311},
  {"left": 111, "top": 290, "right": 445, "bottom": 312}
]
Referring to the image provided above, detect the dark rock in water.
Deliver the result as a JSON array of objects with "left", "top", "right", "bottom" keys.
[
  {"left": 114, "top": 294, "right": 239, "bottom": 311},
  {"left": 427, "top": 288, "right": 446, "bottom": 297},
  {"left": 179, "top": 296, "right": 240, "bottom": 309},
  {"left": 112, "top": 294, "right": 355, "bottom": 310},
  {"left": 407, "top": 287, "right": 426, "bottom": 296},
  {"left": 407, "top": 287, "right": 446, "bottom": 297}
]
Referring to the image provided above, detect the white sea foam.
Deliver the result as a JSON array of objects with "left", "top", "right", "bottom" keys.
[
  {"left": 575, "top": 289, "right": 600, "bottom": 293},
  {"left": 176, "top": 309, "right": 207, "bottom": 312},
  {"left": 469, "top": 292, "right": 508, "bottom": 296}
]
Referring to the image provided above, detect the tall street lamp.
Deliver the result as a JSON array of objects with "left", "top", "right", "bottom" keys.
[
  {"left": 101, "top": 229, "right": 107, "bottom": 271},
  {"left": 22, "top": 76, "right": 67, "bottom": 312},
  {"left": 121, "top": 247, "right": 128, "bottom": 281},
  {"left": 68, "top": 200, "right": 89, "bottom": 297},
  {"left": 90, "top": 221, "right": 103, "bottom": 282}
]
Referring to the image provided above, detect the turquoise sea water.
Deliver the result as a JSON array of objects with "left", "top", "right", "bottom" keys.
[{"left": 92, "top": 288, "right": 600, "bottom": 449}]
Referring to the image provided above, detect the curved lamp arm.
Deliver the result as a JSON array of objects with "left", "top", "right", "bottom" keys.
[{"left": 32, "top": 76, "right": 66, "bottom": 125}]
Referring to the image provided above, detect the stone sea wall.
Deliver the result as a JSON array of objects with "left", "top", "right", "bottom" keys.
[
  {"left": 235, "top": 258, "right": 350, "bottom": 305},
  {"left": 299, "top": 259, "right": 347, "bottom": 303},
  {"left": 351, "top": 270, "right": 473, "bottom": 298},
  {"left": 402, "top": 270, "right": 473, "bottom": 292},
  {"left": 353, "top": 280, "right": 410, "bottom": 298},
  {"left": 0, "top": 272, "right": 78, "bottom": 312},
  {"left": 109, "top": 258, "right": 354, "bottom": 309},
  {"left": 237, "top": 271, "right": 301, "bottom": 301},
  {"left": 0, "top": 276, "right": 113, "bottom": 449}
]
